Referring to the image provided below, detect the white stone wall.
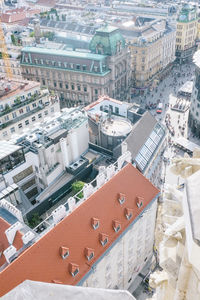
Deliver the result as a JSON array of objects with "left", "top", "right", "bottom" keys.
[{"left": 82, "top": 200, "right": 157, "bottom": 291}]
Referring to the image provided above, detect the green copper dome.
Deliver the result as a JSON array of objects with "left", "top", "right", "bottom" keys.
[{"left": 89, "top": 25, "right": 125, "bottom": 56}]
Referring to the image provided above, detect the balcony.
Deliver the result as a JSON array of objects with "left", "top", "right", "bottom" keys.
[{"left": 0, "top": 91, "right": 49, "bottom": 118}]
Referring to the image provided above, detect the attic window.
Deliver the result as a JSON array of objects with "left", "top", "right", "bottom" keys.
[
  {"left": 113, "top": 220, "right": 121, "bottom": 233},
  {"left": 136, "top": 196, "right": 144, "bottom": 208},
  {"left": 99, "top": 233, "right": 108, "bottom": 247},
  {"left": 91, "top": 217, "right": 100, "bottom": 230},
  {"left": 60, "top": 246, "right": 69, "bottom": 259},
  {"left": 85, "top": 248, "right": 94, "bottom": 261},
  {"left": 69, "top": 263, "right": 79, "bottom": 277},
  {"left": 125, "top": 208, "right": 133, "bottom": 220},
  {"left": 118, "top": 193, "right": 125, "bottom": 205}
]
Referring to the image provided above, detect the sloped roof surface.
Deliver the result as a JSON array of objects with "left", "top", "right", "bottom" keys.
[
  {"left": 0, "top": 163, "right": 159, "bottom": 296},
  {"left": 2, "top": 280, "right": 136, "bottom": 300},
  {"left": 125, "top": 111, "right": 157, "bottom": 158},
  {"left": 89, "top": 25, "right": 125, "bottom": 56}
]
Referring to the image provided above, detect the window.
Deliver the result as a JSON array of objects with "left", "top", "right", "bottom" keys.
[
  {"left": 85, "top": 248, "right": 94, "bottom": 261},
  {"left": 99, "top": 233, "right": 108, "bottom": 246},
  {"left": 76, "top": 64, "right": 80, "bottom": 70},
  {"left": 10, "top": 127, "right": 15, "bottom": 133},
  {"left": 113, "top": 220, "right": 121, "bottom": 232},
  {"left": 4, "top": 115, "right": 9, "bottom": 121},
  {"left": 54, "top": 82, "right": 57, "bottom": 88},
  {"left": 69, "top": 263, "right": 79, "bottom": 277},
  {"left": 91, "top": 217, "right": 99, "bottom": 230},
  {"left": 115, "top": 107, "right": 119, "bottom": 114},
  {"left": 70, "top": 63, "right": 74, "bottom": 69},
  {"left": 60, "top": 247, "right": 69, "bottom": 260},
  {"left": 95, "top": 89, "right": 98, "bottom": 95},
  {"left": 12, "top": 112, "right": 17, "bottom": 118},
  {"left": 44, "top": 110, "right": 48, "bottom": 115},
  {"left": 26, "top": 106, "right": 30, "bottom": 112},
  {"left": 59, "top": 82, "right": 63, "bottom": 89},
  {"left": 83, "top": 65, "right": 86, "bottom": 71},
  {"left": 77, "top": 85, "right": 81, "bottom": 91},
  {"left": 25, "top": 120, "right": 29, "bottom": 125},
  {"left": 125, "top": 208, "right": 133, "bottom": 220},
  {"left": 32, "top": 116, "right": 36, "bottom": 122},
  {"left": 42, "top": 79, "right": 46, "bottom": 85},
  {"left": 51, "top": 107, "right": 54, "bottom": 113},
  {"left": 19, "top": 108, "right": 23, "bottom": 114},
  {"left": 65, "top": 83, "right": 68, "bottom": 89},
  {"left": 18, "top": 123, "right": 22, "bottom": 128},
  {"left": 136, "top": 196, "right": 143, "bottom": 208},
  {"left": 118, "top": 193, "right": 125, "bottom": 204},
  {"left": 84, "top": 86, "right": 87, "bottom": 92},
  {"left": 38, "top": 113, "right": 42, "bottom": 119},
  {"left": 32, "top": 103, "right": 36, "bottom": 108},
  {"left": 3, "top": 131, "right": 7, "bottom": 136},
  {"left": 71, "top": 84, "right": 74, "bottom": 90}
]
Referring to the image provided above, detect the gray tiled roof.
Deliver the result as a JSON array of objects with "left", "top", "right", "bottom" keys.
[{"left": 125, "top": 111, "right": 157, "bottom": 159}]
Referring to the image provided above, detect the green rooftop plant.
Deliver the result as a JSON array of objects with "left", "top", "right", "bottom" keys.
[{"left": 72, "top": 181, "right": 85, "bottom": 202}]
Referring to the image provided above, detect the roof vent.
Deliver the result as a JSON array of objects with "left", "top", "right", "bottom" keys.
[
  {"left": 69, "top": 263, "right": 79, "bottom": 277},
  {"left": 136, "top": 196, "right": 144, "bottom": 208},
  {"left": 118, "top": 193, "right": 125, "bottom": 205},
  {"left": 22, "top": 231, "right": 35, "bottom": 245},
  {"left": 60, "top": 246, "right": 69, "bottom": 259},
  {"left": 113, "top": 220, "right": 121, "bottom": 232},
  {"left": 85, "top": 247, "right": 94, "bottom": 261},
  {"left": 124, "top": 208, "right": 133, "bottom": 220},
  {"left": 99, "top": 233, "right": 109, "bottom": 247},
  {"left": 91, "top": 217, "right": 100, "bottom": 230}
]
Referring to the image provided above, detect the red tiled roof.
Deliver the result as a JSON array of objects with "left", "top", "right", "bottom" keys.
[
  {"left": 0, "top": 163, "right": 159, "bottom": 296},
  {"left": 0, "top": 218, "right": 23, "bottom": 268}
]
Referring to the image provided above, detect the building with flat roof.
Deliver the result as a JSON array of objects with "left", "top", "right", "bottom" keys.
[
  {"left": 85, "top": 96, "right": 166, "bottom": 188},
  {"left": 0, "top": 154, "right": 159, "bottom": 296},
  {"left": 20, "top": 25, "right": 131, "bottom": 107},
  {"left": 0, "top": 79, "right": 60, "bottom": 140},
  {"left": 0, "top": 108, "right": 89, "bottom": 204}
]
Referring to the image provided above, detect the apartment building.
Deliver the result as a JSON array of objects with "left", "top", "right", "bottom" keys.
[
  {"left": 0, "top": 108, "right": 89, "bottom": 202},
  {"left": 188, "top": 50, "right": 200, "bottom": 137},
  {"left": 176, "top": 4, "right": 198, "bottom": 63},
  {"left": 0, "top": 79, "right": 60, "bottom": 140},
  {"left": 0, "top": 153, "right": 159, "bottom": 297},
  {"left": 118, "top": 17, "right": 176, "bottom": 88},
  {"left": 20, "top": 25, "right": 131, "bottom": 107}
]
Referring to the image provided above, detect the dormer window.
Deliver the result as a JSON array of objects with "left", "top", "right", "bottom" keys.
[
  {"left": 60, "top": 246, "right": 69, "bottom": 259},
  {"left": 52, "top": 280, "right": 62, "bottom": 284},
  {"left": 136, "top": 196, "right": 144, "bottom": 208},
  {"left": 69, "top": 263, "right": 79, "bottom": 277},
  {"left": 125, "top": 208, "right": 133, "bottom": 220},
  {"left": 85, "top": 248, "right": 94, "bottom": 261},
  {"left": 113, "top": 220, "right": 121, "bottom": 233},
  {"left": 91, "top": 217, "right": 100, "bottom": 230},
  {"left": 99, "top": 233, "right": 108, "bottom": 247},
  {"left": 118, "top": 193, "right": 125, "bottom": 205}
]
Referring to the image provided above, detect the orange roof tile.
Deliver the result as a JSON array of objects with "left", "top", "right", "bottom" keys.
[
  {"left": 0, "top": 163, "right": 159, "bottom": 296},
  {"left": 0, "top": 218, "right": 23, "bottom": 268}
]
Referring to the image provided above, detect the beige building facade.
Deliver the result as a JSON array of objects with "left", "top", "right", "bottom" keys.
[
  {"left": 20, "top": 26, "right": 131, "bottom": 108},
  {"left": 176, "top": 4, "right": 198, "bottom": 63},
  {"left": 118, "top": 18, "right": 176, "bottom": 89}
]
